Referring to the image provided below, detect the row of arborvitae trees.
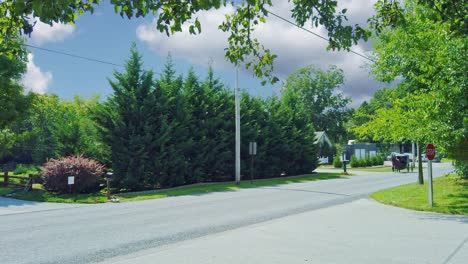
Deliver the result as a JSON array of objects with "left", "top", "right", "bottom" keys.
[
  {"left": 91, "top": 46, "right": 318, "bottom": 191},
  {"left": 1, "top": 46, "right": 321, "bottom": 192}
]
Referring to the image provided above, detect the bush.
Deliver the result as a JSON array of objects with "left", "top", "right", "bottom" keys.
[
  {"left": 454, "top": 160, "right": 468, "bottom": 179},
  {"left": 365, "top": 158, "right": 373, "bottom": 167},
  {"left": 13, "top": 164, "right": 40, "bottom": 175},
  {"left": 371, "top": 156, "right": 379, "bottom": 166},
  {"left": 361, "top": 159, "right": 368, "bottom": 167},
  {"left": 42, "top": 155, "right": 105, "bottom": 194},
  {"left": 356, "top": 159, "right": 364, "bottom": 168},
  {"left": 350, "top": 155, "right": 359, "bottom": 168},
  {"left": 377, "top": 155, "right": 384, "bottom": 165},
  {"left": 333, "top": 156, "right": 343, "bottom": 168}
]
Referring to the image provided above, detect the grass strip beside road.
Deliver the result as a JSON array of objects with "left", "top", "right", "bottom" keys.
[
  {"left": 320, "top": 166, "right": 395, "bottom": 173},
  {"left": 0, "top": 187, "right": 13, "bottom": 196},
  {"left": 0, "top": 173, "right": 342, "bottom": 204},
  {"left": 371, "top": 174, "right": 468, "bottom": 215},
  {"left": 349, "top": 166, "right": 394, "bottom": 172},
  {"left": 117, "top": 173, "right": 342, "bottom": 202},
  {"left": 13, "top": 191, "right": 108, "bottom": 204}
]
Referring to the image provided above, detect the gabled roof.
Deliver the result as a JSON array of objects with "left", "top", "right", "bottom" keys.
[{"left": 314, "top": 131, "right": 333, "bottom": 147}]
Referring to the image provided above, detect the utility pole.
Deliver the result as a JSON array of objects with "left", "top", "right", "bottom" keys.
[{"left": 235, "top": 65, "right": 241, "bottom": 184}]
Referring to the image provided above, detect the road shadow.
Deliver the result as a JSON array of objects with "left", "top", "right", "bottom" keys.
[
  {"left": 258, "top": 187, "right": 351, "bottom": 197},
  {"left": 415, "top": 211, "right": 468, "bottom": 224},
  {"left": 0, "top": 196, "right": 39, "bottom": 208}
]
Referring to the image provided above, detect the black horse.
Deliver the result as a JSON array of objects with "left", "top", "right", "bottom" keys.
[{"left": 392, "top": 154, "right": 409, "bottom": 173}]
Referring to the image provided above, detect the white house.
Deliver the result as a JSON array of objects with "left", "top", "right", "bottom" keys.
[{"left": 315, "top": 131, "right": 333, "bottom": 164}]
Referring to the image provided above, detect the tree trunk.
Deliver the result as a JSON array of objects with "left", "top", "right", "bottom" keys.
[{"left": 417, "top": 142, "right": 424, "bottom": 184}]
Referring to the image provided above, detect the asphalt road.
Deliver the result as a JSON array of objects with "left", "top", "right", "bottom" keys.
[
  {"left": 99, "top": 198, "right": 468, "bottom": 264},
  {"left": 0, "top": 163, "right": 458, "bottom": 264}
]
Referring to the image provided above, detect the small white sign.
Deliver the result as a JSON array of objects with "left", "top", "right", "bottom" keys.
[
  {"left": 68, "top": 176, "right": 75, "bottom": 185},
  {"left": 249, "top": 142, "right": 257, "bottom": 155}
]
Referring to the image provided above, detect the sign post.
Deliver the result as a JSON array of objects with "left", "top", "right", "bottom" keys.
[
  {"left": 426, "top": 144, "right": 436, "bottom": 207},
  {"left": 68, "top": 176, "right": 75, "bottom": 194},
  {"left": 249, "top": 142, "right": 257, "bottom": 183}
]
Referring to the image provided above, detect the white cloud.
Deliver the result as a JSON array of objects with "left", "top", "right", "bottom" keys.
[
  {"left": 21, "top": 53, "right": 53, "bottom": 94},
  {"left": 137, "top": 5, "right": 233, "bottom": 69},
  {"left": 28, "top": 19, "right": 75, "bottom": 45},
  {"left": 136, "top": 0, "right": 381, "bottom": 105}
]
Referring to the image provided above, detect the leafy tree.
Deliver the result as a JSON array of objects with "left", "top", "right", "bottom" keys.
[
  {"left": 1, "top": 94, "right": 106, "bottom": 165},
  {"left": 52, "top": 96, "right": 108, "bottom": 162},
  {"left": 0, "top": 129, "right": 15, "bottom": 161},
  {"left": 277, "top": 82, "right": 319, "bottom": 175},
  {"left": 355, "top": 0, "right": 467, "bottom": 179},
  {"left": 3, "top": 0, "right": 463, "bottom": 84},
  {"left": 282, "top": 65, "right": 351, "bottom": 143},
  {"left": 0, "top": 47, "right": 32, "bottom": 129}
]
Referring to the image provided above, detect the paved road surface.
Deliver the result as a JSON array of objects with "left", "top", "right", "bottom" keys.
[
  {"left": 0, "top": 163, "right": 463, "bottom": 264},
  {"left": 99, "top": 198, "right": 468, "bottom": 264}
]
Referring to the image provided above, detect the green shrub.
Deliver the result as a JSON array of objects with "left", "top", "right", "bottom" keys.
[
  {"left": 350, "top": 155, "right": 359, "bottom": 168},
  {"left": 358, "top": 159, "right": 366, "bottom": 167},
  {"left": 357, "top": 159, "right": 363, "bottom": 167},
  {"left": 454, "top": 160, "right": 468, "bottom": 179},
  {"left": 371, "top": 156, "right": 379, "bottom": 166},
  {"left": 42, "top": 155, "right": 105, "bottom": 194},
  {"left": 377, "top": 155, "right": 384, "bottom": 165},
  {"left": 333, "top": 156, "right": 343, "bottom": 168},
  {"left": 13, "top": 164, "right": 40, "bottom": 175},
  {"left": 365, "top": 158, "right": 373, "bottom": 167}
]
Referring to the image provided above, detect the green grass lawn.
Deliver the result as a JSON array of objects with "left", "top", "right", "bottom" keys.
[
  {"left": 441, "top": 158, "right": 455, "bottom": 163},
  {"left": 349, "top": 166, "right": 394, "bottom": 172},
  {"left": 117, "top": 173, "right": 343, "bottom": 202},
  {"left": 319, "top": 165, "right": 400, "bottom": 173},
  {"left": 1, "top": 172, "right": 343, "bottom": 204},
  {"left": 371, "top": 174, "right": 468, "bottom": 215},
  {"left": 12, "top": 190, "right": 108, "bottom": 204},
  {"left": 349, "top": 166, "right": 424, "bottom": 173},
  {"left": 0, "top": 187, "right": 13, "bottom": 196}
]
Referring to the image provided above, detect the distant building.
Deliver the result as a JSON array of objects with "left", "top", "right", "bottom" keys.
[
  {"left": 315, "top": 131, "right": 333, "bottom": 164},
  {"left": 344, "top": 142, "right": 378, "bottom": 161}
]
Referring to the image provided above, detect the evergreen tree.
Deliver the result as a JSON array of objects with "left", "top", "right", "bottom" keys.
[
  {"left": 153, "top": 57, "right": 191, "bottom": 187},
  {"left": 100, "top": 45, "right": 156, "bottom": 190}
]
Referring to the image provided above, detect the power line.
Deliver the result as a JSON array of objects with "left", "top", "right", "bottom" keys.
[
  {"left": 22, "top": 43, "right": 125, "bottom": 68},
  {"left": 266, "top": 10, "right": 375, "bottom": 63}
]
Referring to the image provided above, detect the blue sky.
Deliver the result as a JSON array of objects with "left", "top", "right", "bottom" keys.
[{"left": 21, "top": 0, "right": 383, "bottom": 107}]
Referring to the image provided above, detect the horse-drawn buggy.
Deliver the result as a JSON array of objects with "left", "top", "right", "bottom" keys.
[{"left": 391, "top": 153, "right": 410, "bottom": 172}]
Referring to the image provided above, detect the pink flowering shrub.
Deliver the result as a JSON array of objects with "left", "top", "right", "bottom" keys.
[{"left": 42, "top": 155, "right": 105, "bottom": 193}]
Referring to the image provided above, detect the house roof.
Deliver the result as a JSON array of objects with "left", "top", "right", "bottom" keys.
[{"left": 314, "top": 131, "right": 333, "bottom": 147}]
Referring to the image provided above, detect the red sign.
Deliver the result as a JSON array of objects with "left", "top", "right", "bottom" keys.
[{"left": 426, "top": 144, "right": 436, "bottom": 160}]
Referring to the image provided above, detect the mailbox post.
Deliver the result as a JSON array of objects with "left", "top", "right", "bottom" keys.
[{"left": 104, "top": 172, "right": 114, "bottom": 200}]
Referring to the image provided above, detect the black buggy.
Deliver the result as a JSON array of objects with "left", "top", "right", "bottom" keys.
[{"left": 391, "top": 154, "right": 410, "bottom": 172}]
